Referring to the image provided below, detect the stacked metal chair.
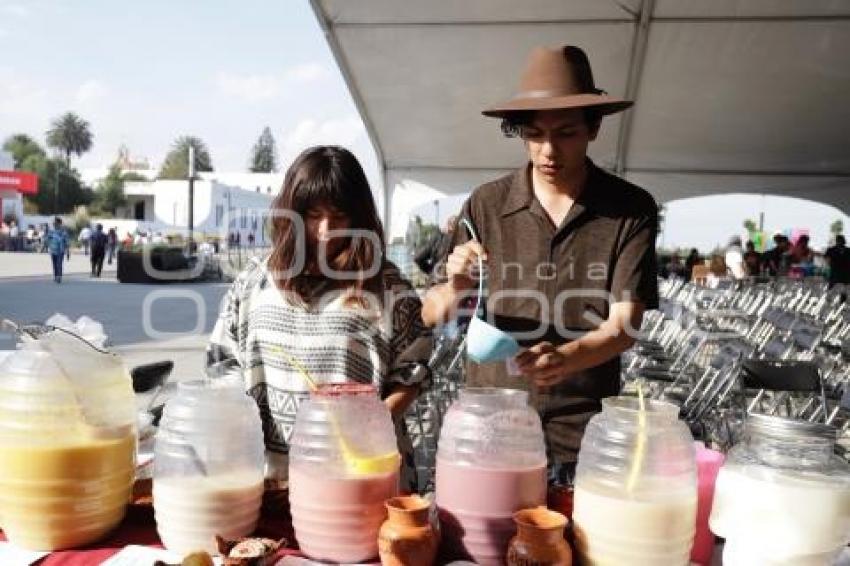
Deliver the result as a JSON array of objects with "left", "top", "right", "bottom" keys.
[{"left": 625, "top": 276, "right": 850, "bottom": 453}]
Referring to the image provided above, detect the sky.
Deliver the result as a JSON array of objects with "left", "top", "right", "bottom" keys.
[
  {"left": 2, "top": 0, "right": 846, "bottom": 251},
  {"left": 0, "top": 0, "right": 377, "bottom": 179}
]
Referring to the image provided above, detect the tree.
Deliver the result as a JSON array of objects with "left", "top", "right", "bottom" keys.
[
  {"left": 2, "top": 134, "right": 45, "bottom": 168},
  {"left": 248, "top": 127, "right": 279, "bottom": 173},
  {"left": 830, "top": 219, "right": 844, "bottom": 236},
  {"left": 158, "top": 136, "right": 214, "bottom": 179},
  {"left": 19, "top": 153, "right": 93, "bottom": 214},
  {"left": 46, "top": 112, "right": 93, "bottom": 167},
  {"left": 92, "top": 164, "right": 144, "bottom": 215}
]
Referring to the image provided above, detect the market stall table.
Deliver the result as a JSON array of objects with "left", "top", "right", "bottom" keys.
[{"left": 0, "top": 490, "right": 299, "bottom": 565}]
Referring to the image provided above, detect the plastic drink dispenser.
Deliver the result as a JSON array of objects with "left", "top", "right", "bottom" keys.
[
  {"left": 572, "top": 397, "right": 698, "bottom": 566},
  {"left": 289, "top": 383, "right": 400, "bottom": 563},
  {"left": 153, "top": 379, "right": 265, "bottom": 555},
  {"left": 0, "top": 349, "right": 137, "bottom": 550},
  {"left": 710, "top": 415, "right": 850, "bottom": 566},
  {"left": 436, "top": 388, "right": 547, "bottom": 565}
]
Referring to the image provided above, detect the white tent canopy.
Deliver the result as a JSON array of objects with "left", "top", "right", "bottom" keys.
[{"left": 310, "top": 0, "right": 850, "bottom": 237}]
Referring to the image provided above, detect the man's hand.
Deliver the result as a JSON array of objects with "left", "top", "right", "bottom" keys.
[
  {"left": 445, "top": 241, "right": 487, "bottom": 291},
  {"left": 515, "top": 341, "right": 572, "bottom": 388},
  {"left": 514, "top": 302, "right": 645, "bottom": 389}
]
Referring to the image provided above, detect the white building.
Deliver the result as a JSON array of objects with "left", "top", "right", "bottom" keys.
[
  {"left": 80, "top": 145, "right": 157, "bottom": 188},
  {"left": 117, "top": 177, "right": 276, "bottom": 245}
]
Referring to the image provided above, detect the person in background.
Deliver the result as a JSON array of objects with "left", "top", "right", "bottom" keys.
[
  {"left": 791, "top": 234, "right": 814, "bottom": 265},
  {"left": 106, "top": 228, "right": 118, "bottom": 264},
  {"left": 206, "top": 146, "right": 432, "bottom": 491},
  {"left": 45, "top": 217, "right": 69, "bottom": 283},
  {"left": 826, "top": 235, "right": 850, "bottom": 290},
  {"left": 685, "top": 248, "right": 701, "bottom": 281},
  {"left": 743, "top": 240, "right": 761, "bottom": 276},
  {"left": 40, "top": 223, "right": 49, "bottom": 252},
  {"left": 414, "top": 215, "right": 458, "bottom": 276},
  {"left": 709, "top": 254, "right": 728, "bottom": 278},
  {"left": 667, "top": 252, "right": 687, "bottom": 279},
  {"left": 78, "top": 224, "right": 92, "bottom": 256},
  {"left": 89, "top": 224, "right": 108, "bottom": 277},
  {"left": 26, "top": 224, "right": 35, "bottom": 251},
  {"left": 724, "top": 236, "right": 746, "bottom": 279},
  {"left": 8, "top": 220, "right": 19, "bottom": 252},
  {"left": 762, "top": 234, "right": 791, "bottom": 276}
]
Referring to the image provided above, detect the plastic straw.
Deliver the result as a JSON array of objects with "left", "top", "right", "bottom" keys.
[
  {"left": 274, "top": 347, "right": 318, "bottom": 392},
  {"left": 273, "top": 346, "right": 396, "bottom": 475},
  {"left": 626, "top": 379, "right": 648, "bottom": 494}
]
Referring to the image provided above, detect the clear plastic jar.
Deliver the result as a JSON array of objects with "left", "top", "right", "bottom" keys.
[
  {"left": 153, "top": 378, "right": 265, "bottom": 555},
  {"left": 289, "top": 383, "right": 400, "bottom": 563},
  {"left": 0, "top": 349, "right": 136, "bottom": 550},
  {"left": 572, "top": 397, "right": 697, "bottom": 566},
  {"left": 710, "top": 415, "right": 850, "bottom": 566},
  {"left": 436, "top": 388, "right": 547, "bottom": 566}
]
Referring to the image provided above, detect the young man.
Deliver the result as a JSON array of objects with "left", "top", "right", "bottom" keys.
[
  {"left": 423, "top": 45, "right": 659, "bottom": 484},
  {"left": 826, "top": 235, "right": 850, "bottom": 289},
  {"left": 89, "top": 223, "right": 108, "bottom": 277},
  {"left": 45, "top": 217, "right": 69, "bottom": 283}
]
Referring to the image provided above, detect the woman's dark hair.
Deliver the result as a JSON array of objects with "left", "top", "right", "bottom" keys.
[
  {"left": 500, "top": 108, "right": 603, "bottom": 138},
  {"left": 267, "top": 145, "right": 385, "bottom": 297}
]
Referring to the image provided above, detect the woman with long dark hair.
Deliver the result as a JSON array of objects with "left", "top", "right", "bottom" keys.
[{"left": 207, "top": 146, "right": 431, "bottom": 490}]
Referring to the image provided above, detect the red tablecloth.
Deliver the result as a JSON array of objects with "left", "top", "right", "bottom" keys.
[{"left": 0, "top": 496, "right": 300, "bottom": 565}]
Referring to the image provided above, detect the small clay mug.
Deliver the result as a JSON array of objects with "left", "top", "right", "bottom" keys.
[
  {"left": 378, "top": 495, "right": 439, "bottom": 566},
  {"left": 506, "top": 506, "right": 571, "bottom": 566}
]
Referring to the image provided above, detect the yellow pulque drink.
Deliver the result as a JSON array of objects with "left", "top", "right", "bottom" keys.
[
  {"left": 0, "top": 347, "right": 138, "bottom": 550},
  {"left": 0, "top": 431, "right": 136, "bottom": 550}
]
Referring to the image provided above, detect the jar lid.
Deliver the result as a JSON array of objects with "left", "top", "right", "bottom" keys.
[
  {"left": 312, "top": 383, "right": 376, "bottom": 397},
  {"left": 747, "top": 414, "right": 837, "bottom": 442}
]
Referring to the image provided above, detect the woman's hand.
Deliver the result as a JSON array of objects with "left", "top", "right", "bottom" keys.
[{"left": 383, "top": 384, "right": 420, "bottom": 419}]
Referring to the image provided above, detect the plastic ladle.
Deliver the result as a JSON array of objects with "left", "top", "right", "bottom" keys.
[{"left": 459, "top": 218, "right": 521, "bottom": 363}]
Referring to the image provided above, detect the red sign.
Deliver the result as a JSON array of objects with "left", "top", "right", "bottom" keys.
[{"left": 0, "top": 170, "right": 38, "bottom": 195}]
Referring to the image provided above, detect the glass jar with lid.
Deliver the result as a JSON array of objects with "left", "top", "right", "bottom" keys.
[{"left": 710, "top": 414, "right": 850, "bottom": 566}]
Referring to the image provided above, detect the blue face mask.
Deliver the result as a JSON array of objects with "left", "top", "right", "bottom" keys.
[{"left": 459, "top": 218, "right": 521, "bottom": 364}]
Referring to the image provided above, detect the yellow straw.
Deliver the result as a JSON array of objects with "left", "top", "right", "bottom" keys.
[
  {"left": 271, "top": 345, "right": 397, "bottom": 475},
  {"left": 274, "top": 347, "right": 319, "bottom": 392},
  {"left": 626, "top": 379, "right": 647, "bottom": 494}
]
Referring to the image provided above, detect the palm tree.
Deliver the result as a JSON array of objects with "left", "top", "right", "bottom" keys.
[{"left": 46, "top": 112, "right": 93, "bottom": 167}]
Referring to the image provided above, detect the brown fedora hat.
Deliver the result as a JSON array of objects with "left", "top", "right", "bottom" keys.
[{"left": 483, "top": 45, "right": 632, "bottom": 118}]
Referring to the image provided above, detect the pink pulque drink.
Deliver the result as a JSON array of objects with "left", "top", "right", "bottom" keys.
[
  {"left": 435, "top": 388, "right": 547, "bottom": 565},
  {"left": 690, "top": 442, "right": 725, "bottom": 565},
  {"left": 288, "top": 383, "right": 400, "bottom": 564},
  {"left": 289, "top": 465, "right": 398, "bottom": 562}
]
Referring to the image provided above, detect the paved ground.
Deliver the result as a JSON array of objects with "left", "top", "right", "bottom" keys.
[
  {"left": 0, "top": 249, "right": 121, "bottom": 278},
  {"left": 0, "top": 251, "right": 231, "bottom": 383}
]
